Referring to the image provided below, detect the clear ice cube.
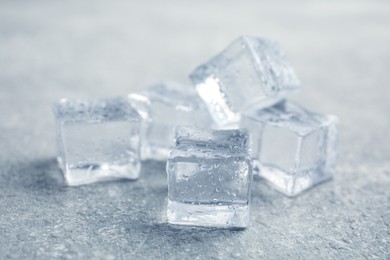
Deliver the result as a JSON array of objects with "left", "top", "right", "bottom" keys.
[
  {"left": 190, "top": 35, "right": 300, "bottom": 126},
  {"left": 166, "top": 126, "right": 253, "bottom": 228},
  {"left": 128, "top": 82, "right": 214, "bottom": 161},
  {"left": 241, "top": 100, "right": 339, "bottom": 196},
  {"left": 53, "top": 97, "right": 142, "bottom": 186}
]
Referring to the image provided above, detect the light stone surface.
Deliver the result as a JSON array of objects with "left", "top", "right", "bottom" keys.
[{"left": 0, "top": 1, "right": 389, "bottom": 259}]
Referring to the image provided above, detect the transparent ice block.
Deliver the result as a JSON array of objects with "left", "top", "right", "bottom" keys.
[
  {"left": 128, "top": 82, "right": 214, "bottom": 161},
  {"left": 166, "top": 126, "right": 253, "bottom": 228},
  {"left": 190, "top": 35, "right": 300, "bottom": 126},
  {"left": 53, "top": 97, "right": 142, "bottom": 186},
  {"left": 241, "top": 100, "right": 339, "bottom": 196}
]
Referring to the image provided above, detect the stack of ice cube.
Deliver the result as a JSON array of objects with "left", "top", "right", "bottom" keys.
[
  {"left": 52, "top": 35, "right": 338, "bottom": 229},
  {"left": 189, "top": 35, "right": 338, "bottom": 197}
]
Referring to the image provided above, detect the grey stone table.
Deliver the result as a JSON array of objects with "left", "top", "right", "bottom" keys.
[{"left": 0, "top": 1, "right": 389, "bottom": 259}]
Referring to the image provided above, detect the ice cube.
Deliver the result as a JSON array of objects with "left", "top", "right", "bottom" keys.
[
  {"left": 241, "top": 100, "right": 339, "bottom": 196},
  {"left": 128, "top": 82, "right": 214, "bottom": 161},
  {"left": 166, "top": 126, "right": 253, "bottom": 228},
  {"left": 190, "top": 35, "right": 300, "bottom": 126},
  {"left": 52, "top": 97, "right": 142, "bottom": 186}
]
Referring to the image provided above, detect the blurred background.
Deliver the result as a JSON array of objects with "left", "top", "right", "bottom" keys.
[{"left": 0, "top": 1, "right": 389, "bottom": 259}]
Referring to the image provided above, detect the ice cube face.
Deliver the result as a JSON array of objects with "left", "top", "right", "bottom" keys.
[
  {"left": 190, "top": 35, "right": 300, "bottom": 126},
  {"left": 53, "top": 97, "right": 142, "bottom": 186},
  {"left": 128, "top": 83, "right": 214, "bottom": 161},
  {"left": 241, "top": 100, "right": 339, "bottom": 196},
  {"left": 166, "top": 127, "right": 253, "bottom": 228}
]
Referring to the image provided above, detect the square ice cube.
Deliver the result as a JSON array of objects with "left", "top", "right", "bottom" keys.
[
  {"left": 241, "top": 100, "right": 339, "bottom": 196},
  {"left": 128, "top": 83, "right": 214, "bottom": 161},
  {"left": 53, "top": 97, "right": 142, "bottom": 186},
  {"left": 166, "top": 126, "right": 253, "bottom": 228},
  {"left": 190, "top": 35, "right": 300, "bottom": 126}
]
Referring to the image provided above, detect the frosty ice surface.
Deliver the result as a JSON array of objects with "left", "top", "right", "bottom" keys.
[
  {"left": 241, "top": 100, "right": 338, "bottom": 196},
  {"left": 190, "top": 35, "right": 300, "bottom": 126},
  {"left": 128, "top": 83, "right": 214, "bottom": 161},
  {"left": 166, "top": 127, "right": 253, "bottom": 228},
  {"left": 53, "top": 97, "right": 142, "bottom": 186}
]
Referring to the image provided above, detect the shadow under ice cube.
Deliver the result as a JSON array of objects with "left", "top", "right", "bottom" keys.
[
  {"left": 241, "top": 100, "right": 339, "bottom": 196},
  {"left": 53, "top": 97, "right": 142, "bottom": 186},
  {"left": 190, "top": 35, "right": 300, "bottom": 126},
  {"left": 166, "top": 126, "right": 253, "bottom": 228},
  {"left": 128, "top": 83, "right": 214, "bottom": 161}
]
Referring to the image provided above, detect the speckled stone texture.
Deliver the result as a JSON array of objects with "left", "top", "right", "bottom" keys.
[{"left": 0, "top": 1, "right": 389, "bottom": 259}]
